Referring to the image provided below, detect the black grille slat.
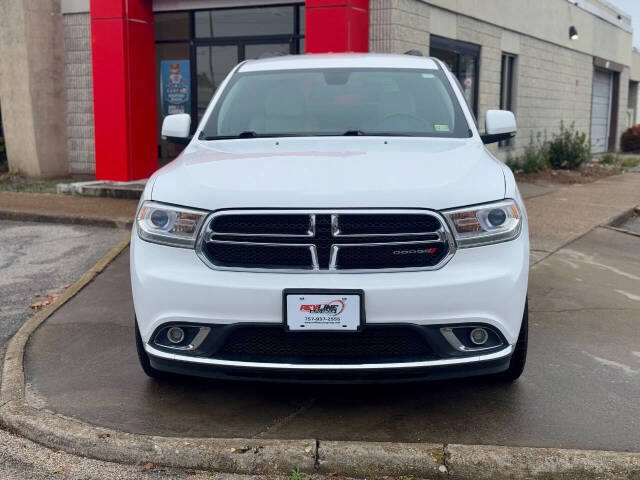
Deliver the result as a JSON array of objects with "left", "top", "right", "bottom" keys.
[
  {"left": 217, "top": 326, "right": 436, "bottom": 364},
  {"left": 211, "top": 214, "right": 311, "bottom": 236},
  {"left": 337, "top": 213, "right": 440, "bottom": 235},
  {"left": 201, "top": 211, "right": 450, "bottom": 270},
  {"left": 336, "top": 243, "right": 448, "bottom": 270},
  {"left": 207, "top": 242, "right": 313, "bottom": 269}
]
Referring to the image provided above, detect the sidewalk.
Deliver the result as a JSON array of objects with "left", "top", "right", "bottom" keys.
[
  {"left": 0, "top": 192, "right": 138, "bottom": 229},
  {"left": 1, "top": 172, "right": 638, "bottom": 239},
  {"left": 523, "top": 173, "right": 640, "bottom": 257}
]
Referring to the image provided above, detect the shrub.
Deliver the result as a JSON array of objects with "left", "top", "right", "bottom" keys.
[
  {"left": 546, "top": 122, "right": 591, "bottom": 169},
  {"left": 507, "top": 134, "right": 549, "bottom": 174},
  {"left": 621, "top": 124, "right": 640, "bottom": 152},
  {"left": 600, "top": 153, "right": 616, "bottom": 165}
]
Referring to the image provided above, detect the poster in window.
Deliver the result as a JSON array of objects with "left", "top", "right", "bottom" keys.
[{"left": 161, "top": 60, "right": 191, "bottom": 116}]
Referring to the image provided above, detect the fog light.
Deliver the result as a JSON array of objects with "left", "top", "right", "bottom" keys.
[
  {"left": 470, "top": 327, "right": 489, "bottom": 345},
  {"left": 166, "top": 326, "right": 185, "bottom": 344}
]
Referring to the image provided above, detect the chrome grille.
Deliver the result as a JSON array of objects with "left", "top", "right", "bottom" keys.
[{"left": 196, "top": 210, "right": 455, "bottom": 272}]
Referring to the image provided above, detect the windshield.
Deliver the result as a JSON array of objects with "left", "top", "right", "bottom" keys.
[{"left": 201, "top": 68, "right": 470, "bottom": 139}]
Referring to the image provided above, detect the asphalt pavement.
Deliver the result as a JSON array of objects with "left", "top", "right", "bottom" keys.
[
  {"left": 0, "top": 220, "right": 128, "bottom": 381},
  {"left": 23, "top": 225, "right": 640, "bottom": 451}
]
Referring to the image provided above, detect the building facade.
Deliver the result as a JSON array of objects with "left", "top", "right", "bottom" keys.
[{"left": 0, "top": 0, "right": 639, "bottom": 179}]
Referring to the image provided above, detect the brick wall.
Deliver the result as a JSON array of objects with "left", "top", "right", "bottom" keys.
[
  {"left": 370, "top": 0, "right": 430, "bottom": 54},
  {"left": 514, "top": 34, "right": 593, "bottom": 158},
  {"left": 63, "top": 13, "right": 95, "bottom": 175},
  {"left": 368, "top": 1, "right": 630, "bottom": 160}
]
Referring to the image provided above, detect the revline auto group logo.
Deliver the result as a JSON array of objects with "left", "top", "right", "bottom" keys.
[{"left": 299, "top": 299, "right": 346, "bottom": 316}]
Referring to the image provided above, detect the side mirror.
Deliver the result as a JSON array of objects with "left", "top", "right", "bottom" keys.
[
  {"left": 481, "top": 110, "right": 516, "bottom": 145},
  {"left": 161, "top": 114, "right": 191, "bottom": 145}
]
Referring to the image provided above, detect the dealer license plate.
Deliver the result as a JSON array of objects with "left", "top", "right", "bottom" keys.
[{"left": 284, "top": 290, "right": 363, "bottom": 332}]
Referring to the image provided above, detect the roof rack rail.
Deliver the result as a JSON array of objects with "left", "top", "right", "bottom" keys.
[{"left": 404, "top": 49, "right": 424, "bottom": 56}]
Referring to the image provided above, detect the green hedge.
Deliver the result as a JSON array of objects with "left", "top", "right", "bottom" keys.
[{"left": 506, "top": 122, "right": 591, "bottom": 173}]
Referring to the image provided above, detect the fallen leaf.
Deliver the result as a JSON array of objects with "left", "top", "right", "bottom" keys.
[
  {"left": 63, "top": 284, "right": 71, "bottom": 289},
  {"left": 144, "top": 462, "right": 154, "bottom": 470},
  {"left": 29, "top": 301, "right": 44, "bottom": 310},
  {"left": 231, "top": 447, "right": 249, "bottom": 454},
  {"left": 53, "top": 465, "right": 65, "bottom": 474},
  {"left": 98, "top": 433, "right": 110, "bottom": 439},
  {"left": 305, "top": 445, "right": 313, "bottom": 453}
]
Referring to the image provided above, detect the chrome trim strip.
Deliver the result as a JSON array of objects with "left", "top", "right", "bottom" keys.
[
  {"left": 195, "top": 209, "right": 457, "bottom": 274},
  {"left": 331, "top": 214, "right": 340, "bottom": 236},
  {"left": 154, "top": 326, "right": 211, "bottom": 351},
  {"left": 206, "top": 240, "right": 319, "bottom": 270},
  {"left": 209, "top": 212, "right": 315, "bottom": 238},
  {"left": 145, "top": 344, "right": 514, "bottom": 370},
  {"left": 440, "top": 327, "right": 504, "bottom": 352}
]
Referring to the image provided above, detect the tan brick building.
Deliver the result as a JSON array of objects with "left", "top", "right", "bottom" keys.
[{"left": 0, "top": 0, "right": 638, "bottom": 178}]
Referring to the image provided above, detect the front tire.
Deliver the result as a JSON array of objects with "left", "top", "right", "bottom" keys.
[
  {"left": 135, "top": 317, "right": 170, "bottom": 379},
  {"left": 493, "top": 299, "right": 528, "bottom": 382}
]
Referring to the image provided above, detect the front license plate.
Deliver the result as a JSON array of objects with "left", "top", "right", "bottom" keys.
[{"left": 283, "top": 289, "right": 364, "bottom": 332}]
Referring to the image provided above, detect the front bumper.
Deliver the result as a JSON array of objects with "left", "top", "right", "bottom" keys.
[
  {"left": 146, "top": 343, "right": 513, "bottom": 383},
  {"left": 131, "top": 224, "right": 528, "bottom": 378}
]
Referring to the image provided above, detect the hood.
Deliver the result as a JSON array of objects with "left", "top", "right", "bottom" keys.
[{"left": 151, "top": 137, "right": 505, "bottom": 211}]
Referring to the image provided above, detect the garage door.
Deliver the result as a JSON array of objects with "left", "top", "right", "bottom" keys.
[{"left": 590, "top": 69, "right": 613, "bottom": 153}]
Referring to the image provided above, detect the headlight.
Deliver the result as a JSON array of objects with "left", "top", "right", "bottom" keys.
[
  {"left": 443, "top": 199, "right": 522, "bottom": 248},
  {"left": 136, "top": 201, "right": 207, "bottom": 248}
]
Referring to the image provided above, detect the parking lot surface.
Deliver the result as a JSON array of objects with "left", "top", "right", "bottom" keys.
[
  {"left": 0, "top": 220, "right": 127, "bottom": 381},
  {"left": 23, "top": 225, "right": 640, "bottom": 451}
]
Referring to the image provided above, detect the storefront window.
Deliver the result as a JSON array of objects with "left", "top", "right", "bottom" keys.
[
  {"left": 196, "top": 46, "right": 238, "bottom": 120},
  {"left": 156, "top": 43, "right": 191, "bottom": 164},
  {"left": 430, "top": 36, "right": 480, "bottom": 116},
  {"left": 245, "top": 43, "right": 291, "bottom": 60},
  {"left": 195, "top": 7, "right": 295, "bottom": 38},
  {"left": 155, "top": 12, "right": 190, "bottom": 41},
  {"left": 154, "top": 4, "right": 305, "bottom": 165}
]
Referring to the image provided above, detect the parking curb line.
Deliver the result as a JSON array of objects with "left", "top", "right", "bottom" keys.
[
  {"left": 1, "top": 237, "right": 640, "bottom": 478},
  {"left": 0, "top": 234, "right": 132, "bottom": 409},
  {"left": 0, "top": 210, "right": 133, "bottom": 229}
]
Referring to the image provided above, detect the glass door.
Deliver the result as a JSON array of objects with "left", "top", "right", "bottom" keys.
[
  {"left": 430, "top": 36, "right": 480, "bottom": 116},
  {"left": 196, "top": 46, "right": 239, "bottom": 121},
  {"left": 155, "top": 5, "right": 305, "bottom": 165}
]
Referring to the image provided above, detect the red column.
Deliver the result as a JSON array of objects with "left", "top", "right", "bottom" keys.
[
  {"left": 305, "top": 0, "right": 369, "bottom": 53},
  {"left": 90, "top": 0, "right": 157, "bottom": 181}
]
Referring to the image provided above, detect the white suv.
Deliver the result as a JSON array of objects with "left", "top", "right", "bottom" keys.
[{"left": 131, "top": 53, "right": 529, "bottom": 383}]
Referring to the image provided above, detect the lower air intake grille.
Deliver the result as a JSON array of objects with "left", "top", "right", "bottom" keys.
[{"left": 216, "top": 325, "right": 436, "bottom": 364}]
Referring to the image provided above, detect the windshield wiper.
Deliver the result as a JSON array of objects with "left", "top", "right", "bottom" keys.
[
  {"left": 342, "top": 130, "right": 421, "bottom": 137},
  {"left": 201, "top": 131, "right": 261, "bottom": 140}
]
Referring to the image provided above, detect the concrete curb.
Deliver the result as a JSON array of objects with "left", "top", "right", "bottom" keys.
[
  {"left": 0, "top": 210, "right": 132, "bottom": 229},
  {"left": 1, "top": 238, "right": 640, "bottom": 478}
]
